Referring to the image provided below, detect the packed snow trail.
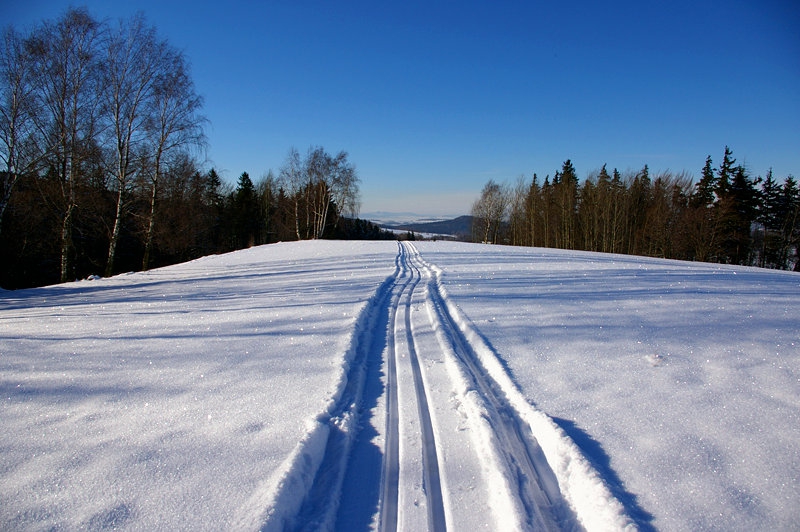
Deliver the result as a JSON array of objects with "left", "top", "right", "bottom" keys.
[
  {"left": 406, "top": 243, "right": 570, "bottom": 531},
  {"left": 266, "top": 241, "right": 633, "bottom": 531},
  {"left": 383, "top": 242, "right": 446, "bottom": 532}
]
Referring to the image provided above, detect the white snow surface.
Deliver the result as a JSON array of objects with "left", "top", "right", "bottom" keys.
[{"left": 1, "top": 240, "right": 798, "bottom": 531}]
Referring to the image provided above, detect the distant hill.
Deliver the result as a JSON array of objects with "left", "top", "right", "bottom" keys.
[{"left": 382, "top": 215, "right": 474, "bottom": 240}]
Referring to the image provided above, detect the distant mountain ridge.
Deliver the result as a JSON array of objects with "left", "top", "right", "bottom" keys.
[{"left": 381, "top": 215, "right": 473, "bottom": 239}]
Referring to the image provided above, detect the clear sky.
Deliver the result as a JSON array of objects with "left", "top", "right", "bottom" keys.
[{"left": 4, "top": 1, "right": 799, "bottom": 216}]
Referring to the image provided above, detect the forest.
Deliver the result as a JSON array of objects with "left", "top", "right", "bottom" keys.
[
  {"left": 471, "top": 148, "right": 799, "bottom": 270},
  {"left": 0, "top": 9, "right": 390, "bottom": 289}
]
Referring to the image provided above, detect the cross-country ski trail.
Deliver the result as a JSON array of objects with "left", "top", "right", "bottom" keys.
[{"left": 264, "top": 241, "right": 634, "bottom": 531}]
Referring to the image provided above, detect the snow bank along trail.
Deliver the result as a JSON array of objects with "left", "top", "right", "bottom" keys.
[{"left": 274, "top": 241, "right": 634, "bottom": 531}]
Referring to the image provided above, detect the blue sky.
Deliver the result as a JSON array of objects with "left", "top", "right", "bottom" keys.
[{"left": 5, "top": 1, "right": 799, "bottom": 216}]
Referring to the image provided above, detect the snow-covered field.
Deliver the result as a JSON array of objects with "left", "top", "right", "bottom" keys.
[{"left": 1, "top": 241, "right": 798, "bottom": 531}]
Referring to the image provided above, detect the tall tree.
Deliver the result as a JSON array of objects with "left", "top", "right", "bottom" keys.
[
  {"left": 103, "top": 14, "right": 166, "bottom": 276},
  {"left": 553, "top": 159, "right": 578, "bottom": 248},
  {"left": 327, "top": 150, "right": 360, "bottom": 224},
  {"left": 257, "top": 169, "right": 278, "bottom": 244},
  {"left": 471, "top": 179, "right": 508, "bottom": 244},
  {"left": 722, "top": 164, "right": 759, "bottom": 264},
  {"left": 0, "top": 27, "right": 39, "bottom": 236},
  {"left": 276, "top": 146, "right": 360, "bottom": 241},
  {"left": 525, "top": 173, "right": 541, "bottom": 247},
  {"left": 595, "top": 164, "right": 612, "bottom": 252},
  {"left": 626, "top": 165, "right": 651, "bottom": 255},
  {"left": 231, "top": 171, "right": 261, "bottom": 248},
  {"left": 508, "top": 175, "right": 529, "bottom": 246},
  {"left": 278, "top": 147, "right": 303, "bottom": 240},
  {"left": 692, "top": 155, "right": 716, "bottom": 208},
  {"left": 608, "top": 168, "right": 626, "bottom": 253},
  {"left": 716, "top": 146, "right": 736, "bottom": 199},
  {"left": 683, "top": 156, "right": 723, "bottom": 261},
  {"left": 757, "top": 169, "right": 781, "bottom": 267},
  {"left": 304, "top": 146, "right": 333, "bottom": 239},
  {"left": 777, "top": 176, "right": 799, "bottom": 269},
  {"left": 27, "top": 7, "right": 102, "bottom": 282},
  {"left": 578, "top": 176, "right": 598, "bottom": 251},
  {"left": 141, "top": 46, "right": 204, "bottom": 270}
]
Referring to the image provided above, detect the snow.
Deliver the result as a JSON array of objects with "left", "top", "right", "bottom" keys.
[
  {"left": 414, "top": 242, "right": 800, "bottom": 531},
  {"left": 1, "top": 240, "right": 798, "bottom": 531}
]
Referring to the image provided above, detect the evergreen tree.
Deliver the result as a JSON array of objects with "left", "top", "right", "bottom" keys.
[
  {"left": 692, "top": 155, "right": 716, "bottom": 208},
  {"left": 554, "top": 159, "right": 578, "bottom": 248},
  {"left": 206, "top": 168, "right": 223, "bottom": 207},
  {"left": 757, "top": 169, "right": 782, "bottom": 267},
  {"left": 722, "top": 164, "right": 759, "bottom": 264},
  {"left": 716, "top": 146, "right": 736, "bottom": 199},
  {"left": 525, "top": 173, "right": 541, "bottom": 247},
  {"left": 777, "top": 177, "right": 800, "bottom": 269},
  {"left": 627, "top": 165, "right": 652, "bottom": 254},
  {"left": 231, "top": 171, "right": 261, "bottom": 248},
  {"left": 609, "top": 168, "right": 624, "bottom": 253},
  {"left": 596, "top": 164, "right": 613, "bottom": 252}
]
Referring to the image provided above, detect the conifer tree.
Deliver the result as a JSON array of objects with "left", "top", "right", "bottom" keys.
[
  {"left": 231, "top": 171, "right": 261, "bottom": 248},
  {"left": 758, "top": 169, "right": 781, "bottom": 267},
  {"left": 692, "top": 155, "right": 716, "bottom": 207},
  {"left": 778, "top": 177, "right": 799, "bottom": 269},
  {"left": 722, "top": 164, "right": 759, "bottom": 264},
  {"left": 555, "top": 159, "right": 578, "bottom": 248},
  {"left": 525, "top": 173, "right": 541, "bottom": 247},
  {"left": 716, "top": 146, "right": 736, "bottom": 199}
]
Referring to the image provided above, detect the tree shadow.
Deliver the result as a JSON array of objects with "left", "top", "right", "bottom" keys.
[{"left": 551, "top": 417, "right": 656, "bottom": 531}]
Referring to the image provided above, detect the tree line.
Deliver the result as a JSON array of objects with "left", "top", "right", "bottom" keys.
[
  {"left": 472, "top": 147, "right": 799, "bottom": 270},
  {"left": 0, "top": 9, "right": 388, "bottom": 289}
]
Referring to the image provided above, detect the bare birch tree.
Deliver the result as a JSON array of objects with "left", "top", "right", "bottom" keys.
[
  {"left": 279, "top": 147, "right": 303, "bottom": 240},
  {"left": 328, "top": 150, "right": 360, "bottom": 220},
  {"left": 0, "top": 27, "right": 39, "bottom": 236},
  {"left": 102, "top": 14, "right": 168, "bottom": 275},
  {"left": 471, "top": 179, "right": 509, "bottom": 244},
  {"left": 28, "top": 8, "right": 102, "bottom": 282},
  {"left": 141, "top": 47, "right": 205, "bottom": 270}
]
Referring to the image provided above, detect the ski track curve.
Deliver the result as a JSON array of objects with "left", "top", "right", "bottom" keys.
[{"left": 256, "top": 242, "right": 635, "bottom": 532}]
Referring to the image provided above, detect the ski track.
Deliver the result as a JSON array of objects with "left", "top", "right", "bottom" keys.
[
  {"left": 265, "top": 241, "right": 631, "bottom": 531},
  {"left": 391, "top": 242, "right": 447, "bottom": 532}
]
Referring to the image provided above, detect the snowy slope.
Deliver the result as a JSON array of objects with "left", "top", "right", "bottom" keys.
[{"left": 2, "top": 240, "right": 798, "bottom": 531}]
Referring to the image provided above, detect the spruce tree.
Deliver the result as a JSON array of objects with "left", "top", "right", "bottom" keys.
[
  {"left": 778, "top": 177, "right": 799, "bottom": 269},
  {"left": 231, "top": 171, "right": 261, "bottom": 248},
  {"left": 758, "top": 170, "right": 781, "bottom": 267},
  {"left": 692, "top": 155, "right": 716, "bottom": 208},
  {"left": 716, "top": 146, "right": 736, "bottom": 199},
  {"left": 724, "top": 165, "right": 759, "bottom": 264}
]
